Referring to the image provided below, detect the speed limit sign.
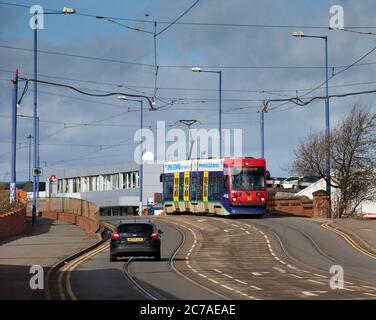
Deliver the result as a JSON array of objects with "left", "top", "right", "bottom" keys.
[{"left": 49, "top": 175, "right": 57, "bottom": 182}]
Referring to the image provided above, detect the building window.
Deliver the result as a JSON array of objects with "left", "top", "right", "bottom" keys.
[
  {"left": 73, "top": 177, "right": 80, "bottom": 193},
  {"left": 112, "top": 174, "right": 119, "bottom": 189},
  {"left": 135, "top": 171, "right": 139, "bottom": 188},
  {"left": 103, "top": 175, "right": 111, "bottom": 190}
]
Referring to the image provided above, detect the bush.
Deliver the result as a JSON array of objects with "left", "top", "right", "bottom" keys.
[{"left": 0, "top": 191, "right": 24, "bottom": 215}]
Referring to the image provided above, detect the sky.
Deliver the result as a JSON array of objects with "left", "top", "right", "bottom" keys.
[{"left": 1, "top": 0, "right": 376, "bottom": 181}]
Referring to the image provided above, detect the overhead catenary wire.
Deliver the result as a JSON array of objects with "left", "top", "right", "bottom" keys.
[
  {"left": 2, "top": 1, "right": 376, "bottom": 31},
  {"left": 155, "top": 0, "right": 201, "bottom": 36}
]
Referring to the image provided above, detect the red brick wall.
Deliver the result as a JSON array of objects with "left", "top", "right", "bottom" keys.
[
  {"left": 0, "top": 208, "right": 26, "bottom": 238},
  {"left": 268, "top": 190, "right": 331, "bottom": 218}
]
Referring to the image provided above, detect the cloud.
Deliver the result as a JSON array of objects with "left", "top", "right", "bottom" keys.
[{"left": 0, "top": 0, "right": 376, "bottom": 181}]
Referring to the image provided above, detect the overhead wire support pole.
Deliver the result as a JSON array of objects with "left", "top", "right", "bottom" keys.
[
  {"left": 10, "top": 68, "right": 18, "bottom": 206},
  {"left": 153, "top": 21, "right": 158, "bottom": 101},
  {"left": 259, "top": 101, "right": 268, "bottom": 159},
  {"left": 32, "top": 9, "right": 38, "bottom": 226}
]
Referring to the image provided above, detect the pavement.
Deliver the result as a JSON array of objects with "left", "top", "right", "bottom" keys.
[
  {"left": 0, "top": 217, "right": 98, "bottom": 299},
  {"left": 329, "top": 218, "right": 376, "bottom": 255}
]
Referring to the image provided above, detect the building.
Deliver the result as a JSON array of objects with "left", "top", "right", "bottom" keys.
[
  {"left": 295, "top": 177, "right": 376, "bottom": 217},
  {"left": 45, "top": 161, "right": 163, "bottom": 216}
]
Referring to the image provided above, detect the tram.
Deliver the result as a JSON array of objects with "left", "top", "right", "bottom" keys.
[{"left": 160, "top": 157, "right": 267, "bottom": 216}]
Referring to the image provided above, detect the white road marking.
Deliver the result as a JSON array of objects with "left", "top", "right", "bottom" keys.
[
  {"left": 223, "top": 273, "right": 233, "bottom": 279},
  {"left": 214, "top": 269, "right": 222, "bottom": 274},
  {"left": 363, "top": 292, "right": 376, "bottom": 297},
  {"left": 288, "top": 274, "right": 303, "bottom": 279},
  {"left": 235, "top": 279, "right": 248, "bottom": 285},
  {"left": 314, "top": 273, "right": 328, "bottom": 279},
  {"left": 272, "top": 266, "right": 284, "bottom": 273},
  {"left": 198, "top": 273, "right": 207, "bottom": 278},
  {"left": 245, "top": 231, "right": 250, "bottom": 234},
  {"left": 361, "top": 285, "right": 376, "bottom": 291},
  {"left": 252, "top": 272, "right": 262, "bottom": 276},
  {"left": 221, "top": 284, "right": 235, "bottom": 291},
  {"left": 302, "top": 291, "right": 318, "bottom": 297},
  {"left": 308, "top": 279, "right": 325, "bottom": 285},
  {"left": 287, "top": 264, "right": 297, "bottom": 270},
  {"left": 250, "top": 285, "right": 262, "bottom": 291},
  {"left": 208, "top": 278, "right": 219, "bottom": 284}
]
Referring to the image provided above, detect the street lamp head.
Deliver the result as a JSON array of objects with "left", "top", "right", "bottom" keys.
[
  {"left": 63, "top": 7, "right": 76, "bottom": 14},
  {"left": 117, "top": 95, "right": 127, "bottom": 101},
  {"left": 191, "top": 67, "right": 201, "bottom": 72},
  {"left": 292, "top": 31, "right": 305, "bottom": 38}
]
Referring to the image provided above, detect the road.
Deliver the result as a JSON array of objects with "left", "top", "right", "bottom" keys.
[{"left": 67, "top": 214, "right": 376, "bottom": 300}]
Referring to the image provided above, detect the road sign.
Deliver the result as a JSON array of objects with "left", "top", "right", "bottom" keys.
[
  {"left": 32, "top": 167, "right": 43, "bottom": 177},
  {"left": 49, "top": 175, "right": 57, "bottom": 182}
]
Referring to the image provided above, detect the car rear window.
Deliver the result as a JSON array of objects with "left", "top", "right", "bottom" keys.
[{"left": 117, "top": 224, "right": 153, "bottom": 234}]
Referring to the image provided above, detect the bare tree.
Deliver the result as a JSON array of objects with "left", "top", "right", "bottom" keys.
[{"left": 291, "top": 103, "right": 376, "bottom": 218}]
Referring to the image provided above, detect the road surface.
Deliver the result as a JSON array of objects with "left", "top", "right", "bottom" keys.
[{"left": 68, "top": 215, "right": 376, "bottom": 300}]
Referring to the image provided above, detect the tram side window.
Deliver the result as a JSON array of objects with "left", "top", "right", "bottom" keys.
[
  {"left": 209, "top": 174, "right": 221, "bottom": 196},
  {"left": 163, "top": 175, "right": 173, "bottom": 196},
  {"left": 191, "top": 176, "right": 197, "bottom": 199},
  {"left": 179, "top": 173, "right": 184, "bottom": 200}
]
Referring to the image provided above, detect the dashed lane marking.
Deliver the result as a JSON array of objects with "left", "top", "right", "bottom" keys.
[
  {"left": 308, "top": 279, "right": 326, "bottom": 285},
  {"left": 235, "top": 279, "right": 248, "bottom": 285},
  {"left": 273, "top": 267, "right": 286, "bottom": 273},
  {"left": 288, "top": 274, "right": 303, "bottom": 279}
]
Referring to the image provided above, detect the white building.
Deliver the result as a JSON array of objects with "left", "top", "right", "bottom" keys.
[
  {"left": 296, "top": 178, "right": 376, "bottom": 216},
  {"left": 45, "top": 161, "right": 163, "bottom": 215}
]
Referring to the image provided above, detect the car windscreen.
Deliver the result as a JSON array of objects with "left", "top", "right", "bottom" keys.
[
  {"left": 117, "top": 224, "right": 153, "bottom": 234},
  {"left": 230, "top": 166, "right": 265, "bottom": 191}
]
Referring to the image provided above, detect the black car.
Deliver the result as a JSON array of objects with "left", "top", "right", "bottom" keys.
[{"left": 110, "top": 219, "right": 163, "bottom": 261}]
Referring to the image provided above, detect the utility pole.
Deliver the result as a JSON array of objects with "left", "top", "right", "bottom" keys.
[
  {"left": 259, "top": 101, "right": 268, "bottom": 159},
  {"left": 10, "top": 69, "right": 18, "bottom": 205},
  {"left": 178, "top": 120, "right": 200, "bottom": 160}
]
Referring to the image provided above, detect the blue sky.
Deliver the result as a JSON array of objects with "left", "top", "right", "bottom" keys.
[{"left": 1, "top": 0, "right": 376, "bottom": 181}]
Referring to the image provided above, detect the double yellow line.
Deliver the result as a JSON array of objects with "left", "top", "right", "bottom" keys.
[
  {"left": 321, "top": 222, "right": 376, "bottom": 261},
  {"left": 59, "top": 222, "right": 115, "bottom": 300}
]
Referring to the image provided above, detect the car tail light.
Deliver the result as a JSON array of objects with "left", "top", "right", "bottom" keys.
[
  {"left": 232, "top": 197, "right": 237, "bottom": 202},
  {"left": 260, "top": 197, "right": 265, "bottom": 202},
  {"left": 151, "top": 231, "right": 159, "bottom": 240},
  {"left": 112, "top": 232, "right": 120, "bottom": 241}
]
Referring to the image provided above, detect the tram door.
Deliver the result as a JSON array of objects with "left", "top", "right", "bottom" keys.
[
  {"left": 183, "top": 172, "right": 190, "bottom": 211},
  {"left": 173, "top": 172, "right": 180, "bottom": 202},
  {"left": 203, "top": 171, "right": 209, "bottom": 202},
  {"left": 183, "top": 172, "right": 190, "bottom": 201}
]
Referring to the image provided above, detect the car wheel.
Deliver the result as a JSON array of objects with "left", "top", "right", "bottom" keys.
[
  {"left": 154, "top": 250, "right": 161, "bottom": 261},
  {"left": 110, "top": 254, "right": 117, "bottom": 262}
]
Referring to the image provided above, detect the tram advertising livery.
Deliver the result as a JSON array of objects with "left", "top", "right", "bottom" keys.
[{"left": 161, "top": 157, "right": 267, "bottom": 217}]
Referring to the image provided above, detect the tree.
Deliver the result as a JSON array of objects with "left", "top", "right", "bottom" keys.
[{"left": 290, "top": 103, "right": 376, "bottom": 218}]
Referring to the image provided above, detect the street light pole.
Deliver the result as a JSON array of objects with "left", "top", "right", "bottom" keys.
[
  {"left": 140, "top": 100, "right": 143, "bottom": 216},
  {"left": 31, "top": 6, "right": 76, "bottom": 226},
  {"left": 293, "top": 31, "right": 331, "bottom": 216},
  {"left": 192, "top": 67, "right": 223, "bottom": 158},
  {"left": 32, "top": 10, "right": 38, "bottom": 225}
]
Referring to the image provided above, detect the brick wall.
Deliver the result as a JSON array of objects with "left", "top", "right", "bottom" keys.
[
  {"left": 268, "top": 190, "right": 330, "bottom": 218},
  {"left": 0, "top": 208, "right": 26, "bottom": 238}
]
